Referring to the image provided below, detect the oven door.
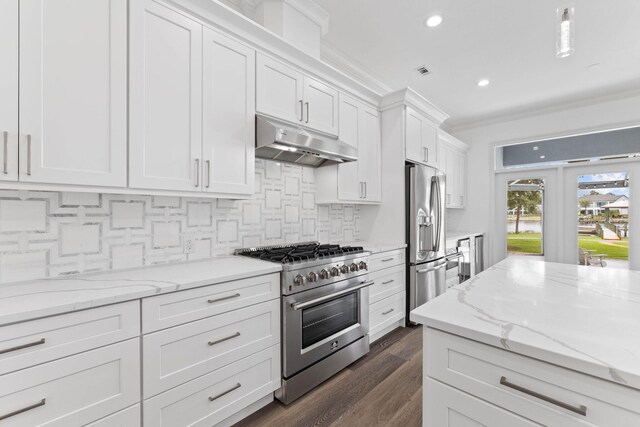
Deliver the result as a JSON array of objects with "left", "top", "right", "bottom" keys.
[{"left": 282, "top": 276, "right": 372, "bottom": 378}]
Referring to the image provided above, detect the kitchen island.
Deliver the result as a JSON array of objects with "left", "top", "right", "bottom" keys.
[{"left": 410, "top": 257, "right": 640, "bottom": 426}]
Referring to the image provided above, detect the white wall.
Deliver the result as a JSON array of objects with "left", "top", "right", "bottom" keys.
[{"left": 448, "top": 92, "right": 640, "bottom": 267}]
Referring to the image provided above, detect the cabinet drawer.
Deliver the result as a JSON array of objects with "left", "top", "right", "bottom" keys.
[
  {"left": 142, "top": 273, "right": 279, "bottom": 332},
  {"left": 368, "top": 249, "right": 405, "bottom": 272},
  {"left": 85, "top": 404, "right": 140, "bottom": 427},
  {"left": 426, "top": 328, "right": 640, "bottom": 426},
  {"left": 369, "top": 264, "right": 405, "bottom": 304},
  {"left": 425, "top": 378, "right": 539, "bottom": 427},
  {"left": 369, "top": 292, "right": 405, "bottom": 337},
  {"left": 144, "top": 345, "right": 280, "bottom": 427},
  {"left": 143, "top": 299, "right": 280, "bottom": 398},
  {"left": 0, "top": 339, "right": 140, "bottom": 427},
  {"left": 0, "top": 301, "right": 139, "bottom": 375}
]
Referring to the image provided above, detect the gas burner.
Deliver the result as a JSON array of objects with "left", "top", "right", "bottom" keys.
[{"left": 236, "top": 242, "right": 364, "bottom": 264}]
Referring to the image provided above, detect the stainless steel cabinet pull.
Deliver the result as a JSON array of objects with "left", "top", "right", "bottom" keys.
[
  {"left": 209, "top": 383, "right": 241, "bottom": 402},
  {"left": 207, "top": 293, "right": 240, "bottom": 304},
  {"left": 205, "top": 160, "right": 211, "bottom": 188},
  {"left": 0, "top": 398, "right": 46, "bottom": 421},
  {"left": 381, "top": 257, "right": 394, "bottom": 262},
  {"left": 360, "top": 182, "right": 364, "bottom": 198},
  {"left": 208, "top": 331, "right": 240, "bottom": 346},
  {"left": 364, "top": 182, "right": 367, "bottom": 198},
  {"left": 2, "top": 131, "right": 7, "bottom": 174},
  {"left": 292, "top": 280, "right": 374, "bottom": 310},
  {"left": 423, "top": 147, "right": 428, "bottom": 162},
  {"left": 0, "top": 338, "right": 46, "bottom": 355},
  {"left": 194, "top": 159, "right": 200, "bottom": 187},
  {"left": 382, "top": 308, "right": 394, "bottom": 315},
  {"left": 382, "top": 279, "right": 395, "bottom": 285},
  {"left": 26, "top": 134, "right": 32, "bottom": 176},
  {"left": 499, "top": 376, "right": 587, "bottom": 416},
  {"left": 305, "top": 102, "right": 309, "bottom": 123},
  {"left": 299, "top": 100, "right": 304, "bottom": 121}
]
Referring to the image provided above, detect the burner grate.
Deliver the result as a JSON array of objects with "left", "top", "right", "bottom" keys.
[{"left": 236, "top": 242, "right": 364, "bottom": 264}]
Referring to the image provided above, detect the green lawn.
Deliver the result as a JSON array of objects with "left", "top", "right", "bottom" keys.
[
  {"left": 507, "top": 233, "right": 629, "bottom": 259},
  {"left": 578, "top": 235, "right": 629, "bottom": 260},
  {"left": 507, "top": 233, "right": 542, "bottom": 254}
]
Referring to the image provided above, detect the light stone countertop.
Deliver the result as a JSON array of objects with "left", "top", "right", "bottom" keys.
[
  {"left": 410, "top": 257, "right": 640, "bottom": 389},
  {"left": 0, "top": 257, "right": 282, "bottom": 326}
]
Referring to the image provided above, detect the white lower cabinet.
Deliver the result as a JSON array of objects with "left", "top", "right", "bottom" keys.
[
  {"left": 85, "top": 404, "right": 140, "bottom": 427},
  {"left": 366, "top": 249, "right": 406, "bottom": 343},
  {"left": 0, "top": 339, "right": 140, "bottom": 427},
  {"left": 143, "top": 345, "right": 281, "bottom": 427}
]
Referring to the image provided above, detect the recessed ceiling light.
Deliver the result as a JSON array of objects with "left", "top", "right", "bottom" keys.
[
  {"left": 540, "top": 155, "right": 546, "bottom": 159},
  {"left": 425, "top": 15, "right": 442, "bottom": 27},
  {"left": 533, "top": 146, "right": 539, "bottom": 151},
  {"left": 477, "top": 79, "right": 490, "bottom": 87}
]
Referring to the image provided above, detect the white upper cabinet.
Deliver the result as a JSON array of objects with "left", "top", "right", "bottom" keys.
[
  {"left": 256, "top": 54, "right": 304, "bottom": 124},
  {"left": 405, "top": 106, "right": 438, "bottom": 168},
  {"left": 336, "top": 95, "right": 360, "bottom": 201},
  {"left": 256, "top": 53, "right": 339, "bottom": 136},
  {"left": 0, "top": 0, "right": 18, "bottom": 182},
  {"left": 129, "top": 0, "right": 202, "bottom": 192},
  {"left": 19, "top": 0, "right": 127, "bottom": 187},
  {"left": 358, "top": 105, "right": 381, "bottom": 201},
  {"left": 303, "top": 77, "right": 339, "bottom": 135},
  {"left": 202, "top": 28, "right": 255, "bottom": 196},
  {"left": 438, "top": 130, "right": 468, "bottom": 209}
]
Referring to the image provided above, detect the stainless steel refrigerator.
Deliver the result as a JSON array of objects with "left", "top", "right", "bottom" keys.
[{"left": 406, "top": 163, "right": 447, "bottom": 317}]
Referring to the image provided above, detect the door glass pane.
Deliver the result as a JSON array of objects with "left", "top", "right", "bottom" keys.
[
  {"left": 301, "top": 293, "right": 358, "bottom": 348},
  {"left": 507, "top": 179, "right": 544, "bottom": 257},
  {"left": 578, "top": 173, "right": 629, "bottom": 269}
]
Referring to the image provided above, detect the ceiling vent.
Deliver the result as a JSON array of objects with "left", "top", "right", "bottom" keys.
[{"left": 416, "top": 66, "right": 430, "bottom": 76}]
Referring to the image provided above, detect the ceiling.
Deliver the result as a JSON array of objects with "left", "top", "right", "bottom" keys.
[{"left": 314, "top": 0, "right": 640, "bottom": 128}]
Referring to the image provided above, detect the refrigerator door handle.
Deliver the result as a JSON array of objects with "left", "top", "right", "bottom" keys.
[{"left": 429, "top": 176, "right": 442, "bottom": 253}]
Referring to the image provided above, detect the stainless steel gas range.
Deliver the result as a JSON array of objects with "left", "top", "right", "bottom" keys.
[{"left": 236, "top": 242, "right": 372, "bottom": 404}]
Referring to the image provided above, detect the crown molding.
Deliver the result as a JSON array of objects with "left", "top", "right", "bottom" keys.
[
  {"left": 380, "top": 88, "right": 450, "bottom": 124},
  {"left": 241, "top": 0, "right": 330, "bottom": 34}
]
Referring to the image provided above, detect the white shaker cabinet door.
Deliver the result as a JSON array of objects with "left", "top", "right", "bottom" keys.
[
  {"left": 202, "top": 28, "right": 255, "bottom": 196},
  {"left": 337, "top": 94, "right": 360, "bottom": 201},
  {"left": 129, "top": 0, "right": 203, "bottom": 191},
  {"left": 0, "top": 0, "right": 18, "bottom": 182},
  {"left": 19, "top": 0, "right": 127, "bottom": 187},
  {"left": 302, "top": 77, "right": 339, "bottom": 136},
  {"left": 421, "top": 119, "right": 438, "bottom": 168},
  {"left": 405, "top": 107, "right": 424, "bottom": 164},
  {"left": 359, "top": 106, "right": 381, "bottom": 202},
  {"left": 256, "top": 54, "right": 304, "bottom": 124}
]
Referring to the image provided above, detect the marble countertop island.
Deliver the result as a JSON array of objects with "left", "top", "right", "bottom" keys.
[
  {"left": 410, "top": 257, "right": 640, "bottom": 389},
  {"left": 0, "top": 257, "right": 282, "bottom": 326}
]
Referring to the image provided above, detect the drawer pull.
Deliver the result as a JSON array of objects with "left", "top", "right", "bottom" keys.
[
  {"left": 499, "top": 376, "right": 587, "bottom": 416},
  {"left": 208, "top": 331, "right": 240, "bottom": 346},
  {"left": 381, "top": 257, "right": 395, "bottom": 262},
  {"left": 382, "top": 279, "right": 395, "bottom": 285},
  {"left": 0, "top": 398, "right": 46, "bottom": 421},
  {"left": 382, "top": 308, "right": 395, "bottom": 315},
  {"left": 207, "top": 293, "right": 240, "bottom": 304},
  {"left": 0, "top": 338, "right": 46, "bottom": 355},
  {"left": 209, "top": 383, "right": 241, "bottom": 402}
]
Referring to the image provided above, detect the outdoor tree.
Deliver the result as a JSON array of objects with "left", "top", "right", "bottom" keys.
[
  {"left": 507, "top": 190, "right": 542, "bottom": 234},
  {"left": 579, "top": 199, "right": 590, "bottom": 214}
]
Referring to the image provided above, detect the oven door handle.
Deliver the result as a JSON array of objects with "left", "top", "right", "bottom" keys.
[{"left": 291, "top": 281, "right": 374, "bottom": 311}]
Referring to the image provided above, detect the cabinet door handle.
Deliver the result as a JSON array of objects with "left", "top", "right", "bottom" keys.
[
  {"left": 26, "top": 134, "right": 32, "bottom": 176},
  {"left": 208, "top": 331, "right": 240, "bottom": 346},
  {"left": 209, "top": 383, "right": 241, "bottom": 402},
  {"left": 207, "top": 293, "right": 240, "bottom": 304},
  {"left": 381, "top": 257, "right": 394, "bottom": 262},
  {"left": 0, "top": 338, "right": 46, "bottom": 355},
  {"left": 382, "top": 279, "right": 395, "bottom": 285},
  {"left": 299, "top": 100, "right": 304, "bottom": 121},
  {"left": 364, "top": 182, "right": 367, "bottom": 198},
  {"left": 2, "top": 131, "right": 7, "bottom": 174},
  {"left": 499, "top": 376, "right": 587, "bottom": 416},
  {"left": 0, "top": 398, "right": 46, "bottom": 421},
  {"left": 423, "top": 147, "right": 428, "bottom": 162},
  {"left": 205, "top": 160, "right": 211, "bottom": 189},
  {"left": 359, "top": 182, "right": 363, "bottom": 198},
  {"left": 194, "top": 159, "right": 200, "bottom": 187},
  {"left": 382, "top": 308, "right": 394, "bottom": 315},
  {"left": 305, "top": 102, "right": 309, "bottom": 123}
]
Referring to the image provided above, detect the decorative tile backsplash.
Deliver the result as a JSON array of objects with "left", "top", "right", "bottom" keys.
[{"left": 0, "top": 160, "right": 359, "bottom": 284}]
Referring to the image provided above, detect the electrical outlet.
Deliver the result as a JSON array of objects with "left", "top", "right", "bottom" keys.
[{"left": 183, "top": 236, "right": 195, "bottom": 254}]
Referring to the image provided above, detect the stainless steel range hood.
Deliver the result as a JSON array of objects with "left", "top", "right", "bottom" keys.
[{"left": 255, "top": 114, "right": 358, "bottom": 167}]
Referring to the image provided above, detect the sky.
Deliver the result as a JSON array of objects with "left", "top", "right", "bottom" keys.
[{"left": 577, "top": 173, "right": 629, "bottom": 197}]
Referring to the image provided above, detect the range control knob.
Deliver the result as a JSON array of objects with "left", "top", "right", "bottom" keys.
[
  {"left": 350, "top": 263, "right": 359, "bottom": 272},
  {"left": 340, "top": 265, "right": 349, "bottom": 274},
  {"left": 358, "top": 261, "right": 368, "bottom": 271},
  {"left": 330, "top": 267, "right": 340, "bottom": 277},
  {"left": 307, "top": 272, "right": 318, "bottom": 283},
  {"left": 294, "top": 274, "right": 304, "bottom": 286},
  {"left": 319, "top": 269, "right": 329, "bottom": 280}
]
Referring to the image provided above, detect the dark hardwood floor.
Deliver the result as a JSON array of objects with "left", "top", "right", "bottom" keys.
[{"left": 234, "top": 326, "right": 422, "bottom": 427}]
